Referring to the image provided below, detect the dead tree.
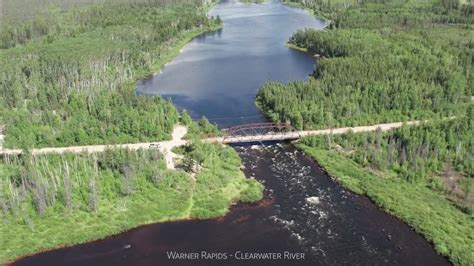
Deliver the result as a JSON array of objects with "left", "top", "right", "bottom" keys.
[
  {"left": 32, "top": 179, "right": 47, "bottom": 216},
  {"left": 0, "top": 182, "right": 9, "bottom": 216},
  {"left": 89, "top": 160, "right": 99, "bottom": 212},
  {"left": 120, "top": 165, "right": 134, "bottom": 196},
  {"left": 152, "top": 166, "right": 164, "bottom": 185},
  {"left": 63, "top": 160, "right": 73, "bottom": 209}
]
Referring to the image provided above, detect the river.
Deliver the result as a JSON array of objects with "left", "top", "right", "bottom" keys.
[
  {"left": 137, "top": 0, "right": 324, "bottom": 127},
  {"left": 12, "top": 1, "right": 450, "bottom": 265}
]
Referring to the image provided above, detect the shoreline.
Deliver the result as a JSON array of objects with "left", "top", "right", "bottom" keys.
[
  {"left": 2, "top": 139, "right": 265, "bottom": 264},
  {"left": 131, "top": 0, "right": 223, "bottom": 91},
  {"left": 2, "top": 1, "right": 222, "bottom": 150},
  {"left": 2, "top": 2, "right": 234, "bottom": 264},
  {"left": 134, "top": 23, "right": 223, "bottom": 82},
  {"left": 281, "top": 1, "right": 331, "bottom": 24},
  {"left": 5, "top": 195, "right": 269, "bottom": 266},
  {"left": 285, "top": 42, "right": 309, "bottom": 53},
  {"left": 302, "top": 152, "right": 453, "bottom": 264},
  {"left": 254, "top": 3, "right": 473, "bottom": 264},
  {"left": 294, "top": 144, "right": 472, "bottom": 265}
]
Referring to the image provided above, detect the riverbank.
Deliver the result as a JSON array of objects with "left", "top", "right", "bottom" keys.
[
  {"left": 1, "top": 0, "right": 222, "bottom": 149},
  {"left": 285, "top": 42, "right": 308, "bottom": 53},
  {"left": 296, "top": 144, "right": 473, "bottom": 265},
  {"left": 1, "top": 139, "right": 264, "bottom": 264},
  {"left": 281, "top": 0, "right": 331, "bottom": 22},
  {"left": 255, "top": 1, "right": 473, "bottom": 265},
  {"left": 134, "top": 1, "right": 223, "bottom": 81},
  {"left": 0, "top": 1, "right": 265, "bottom": 264},
  {"left": 282, "top": 1, "right": 316, "bottom": 17}
]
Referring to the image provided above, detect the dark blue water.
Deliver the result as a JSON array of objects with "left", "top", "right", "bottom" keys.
[
  {"left": 137, "top": 0, "right": 324, "bottom": 127},
  {"left": 11, "top": 1, "right": 450, "bottom": 266}
]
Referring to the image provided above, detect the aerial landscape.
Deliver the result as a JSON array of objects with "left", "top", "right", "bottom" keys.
[{"left": 0, "top": 0, "right": 472, "bottom": 265}]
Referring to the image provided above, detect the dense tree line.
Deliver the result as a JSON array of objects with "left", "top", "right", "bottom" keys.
[
  {"left": 283, "top": 0, "right": 357, "bottom": 21},
  {"left": 0, "top": 1, "right": 264, "bottom": 263},
  {"left": 301, "top": 111, "right": 473, "bottom": 205},
  {"left": 258, "top": 0, "right": 473, "bottom": 130},
  {"left": 284, "top": 0, "right": 474, "bottom": 25},
  {"left": 0, "top": 149, "right": 165, "bottom": 217},
  {"left": 334, "top": 0, "right": 474, "bottom": 28},
  {"left": 1, "top": 0, "right": 221, "bottom": 148},
  {"left": 262, "top": 1, "right": 473, "bottom": 264},
  {"left": 0, "top": 0, "right": 213, "bottom": 48}
]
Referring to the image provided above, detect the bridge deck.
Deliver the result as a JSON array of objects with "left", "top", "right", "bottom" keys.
[
  {"left": 202, "top": 121, "right": 423, "bottom": 144},
  {"left": 1, "top": 120, "right": 427, "bottom": 155}
]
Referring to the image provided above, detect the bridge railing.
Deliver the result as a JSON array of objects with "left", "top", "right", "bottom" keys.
[{"left": 222, "top": 122, "right": 299, "bottom": 143}]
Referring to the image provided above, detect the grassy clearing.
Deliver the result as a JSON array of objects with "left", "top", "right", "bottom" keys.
[{"left": 175, "top": 141, "right": 264, "bottom": 219}]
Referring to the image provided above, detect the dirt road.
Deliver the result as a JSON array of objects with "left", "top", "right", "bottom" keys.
[
  {"left": 0, "top": 120, "right": 440, "bottom": 161},
  {"left": 0, "top": 126, "right": 188, "bottom": 169},
  {"left": 203, "top": 120, "right": 430, "bottom": 144}
]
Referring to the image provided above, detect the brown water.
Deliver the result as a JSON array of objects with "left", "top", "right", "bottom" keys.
[
  {"left": 11, "top": 0, "right": 450, "bottom": 265},
  {"left": 12, "top": 145, "right": 449, "bottom": 265}
]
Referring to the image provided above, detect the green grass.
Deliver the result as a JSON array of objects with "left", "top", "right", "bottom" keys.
[
  {"left": 1, "top": 171, "right": 194, "bottom": 263},
  {"left": 0, "top": 1, "right": 258, "bottom": 263},
  {"left": 0, "top": 142, "right": 263, "bottom": 264},
  {"left": 0, "top": 150, "right": 191, "bottom": 263},
  {"left": 297, "top": 144, "right": 474, "bottom": 266},
  {"left": 177, "top": 141, "right": 264, "bottom": 219}
]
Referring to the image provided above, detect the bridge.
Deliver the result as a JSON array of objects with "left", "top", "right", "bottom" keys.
[
  {"left": 221, "top": 122, "right": 300, "bottom": 143},
  {"left": 203, "top": 120, "right": 426, "bottom": 144},
  {"left": 0, "top": 120, "right": 429, "bottom": 156}
]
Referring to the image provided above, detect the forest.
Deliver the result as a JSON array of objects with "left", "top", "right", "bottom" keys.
[
  {"left": 259, "top": 0, "right": 473, "bottom": 265},
  {"left": 0, "top": 0, "right": 221, "bottom": 148},
  {"left": 298, "top": 113, "right": 473, "bottom": 265},
  {"left": 283, "top": 0, "right": 358, "bottom": 20},
  {"left": 258, "top": 0, "right": 473, "bottom": 130},
  {"left": 301, "top": 111, "right": 473, "bottom": 210},
  {"left": 0, "top": 142, "right": 263, "bottom": 263},
  {"left": 0, "top": 0, "right": 264, "bottom": 263}
]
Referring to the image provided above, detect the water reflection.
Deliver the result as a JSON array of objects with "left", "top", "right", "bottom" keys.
[
  {"left": 10, "top": 1, "right": 450, "bottom": 265},
  {"left": 11, "top": 144, "right": 450, "bottom": 266},
  {"left": 136, "top": 0, "right": 325, "bottom": 127}
]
